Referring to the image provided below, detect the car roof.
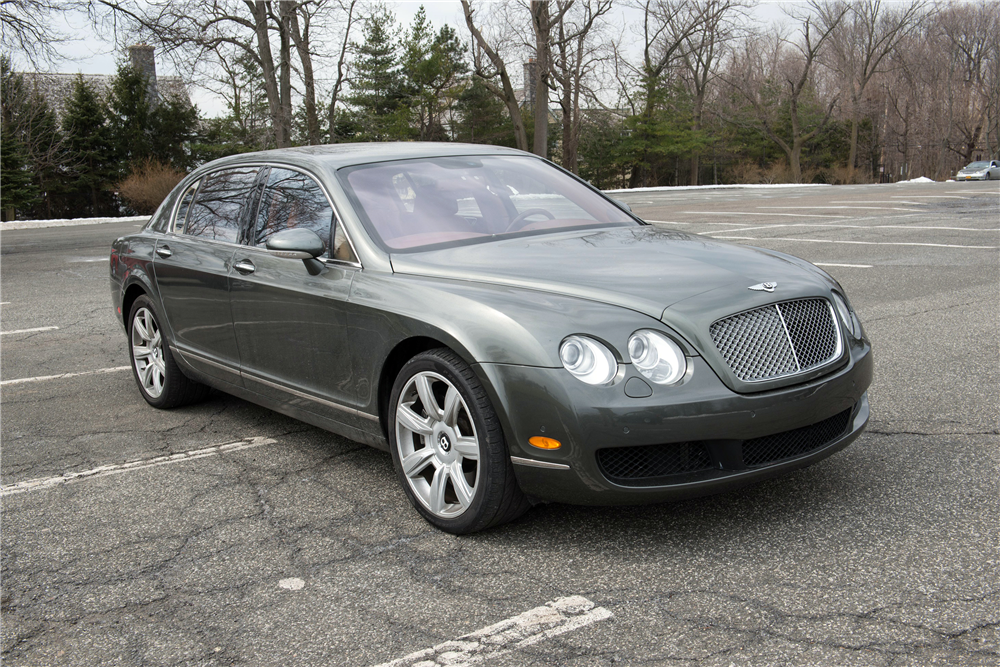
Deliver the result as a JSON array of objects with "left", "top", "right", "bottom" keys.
[{"left": 195, "top": 142, "right": 531, "bottom": 174}]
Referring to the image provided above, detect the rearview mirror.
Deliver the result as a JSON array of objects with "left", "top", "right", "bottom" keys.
[{"left": 265, "top": 228, "right": 326, "bottom": 275}]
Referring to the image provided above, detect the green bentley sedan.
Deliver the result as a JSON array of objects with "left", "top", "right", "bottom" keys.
[{"left": 110, "top": 143, "right": 873, "bottom": 534}]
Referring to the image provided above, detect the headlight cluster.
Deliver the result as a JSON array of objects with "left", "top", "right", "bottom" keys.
[
  {"left": 831, "top": 292, "right": 860, "bottom": 339},
  {"left": 559, "top": 335, "right": 618, "bottom": 385},
  {"left": 559, "top": 330, "right": 687, "bottom": 387}
]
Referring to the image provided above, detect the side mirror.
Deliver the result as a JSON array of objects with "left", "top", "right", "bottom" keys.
[
  {"left": 612, "top": 198, "right": 632, "bottom": 213},
  {"left": 265, "top": 228, "right": 326, "bottom": 275}
]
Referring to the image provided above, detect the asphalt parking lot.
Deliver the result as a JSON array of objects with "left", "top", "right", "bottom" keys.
[{"left": 2, "top": 180, "right": 998, "bottom": 666}]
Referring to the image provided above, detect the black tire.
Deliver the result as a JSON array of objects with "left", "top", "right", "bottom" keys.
[
  {"left": 986, "top": 172, "right": 991, "bottom": 180},
  {"left": 388, "top": 348, "right": 530, "bottom": 534},
  {"left": 127, "top": 295, "right": 209, "bottom": 409}
]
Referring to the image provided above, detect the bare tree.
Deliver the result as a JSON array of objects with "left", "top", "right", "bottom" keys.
[
  {"left": 0, "top": 0, "right": 71, "bottom": 67},
  {"left": 461, "top": 0, "right": 529, "bottom": 151},
  {"left": 816, "top": 0, "right": 926, "bottom": 180},
  {"left": 93, "top": 0, "right": 354, "bottom": 148},
  {"left": 326, "top": 0, "right": 357, "bottom": 141},
  {"left": 550, "top": 0, "right": 614, "bottom": 172},
  {"left": 724, "top": 4, "right": 848, "bottom": 183},
  {"left": 677, "top": 0, "right": 748, "bottom": 184}
]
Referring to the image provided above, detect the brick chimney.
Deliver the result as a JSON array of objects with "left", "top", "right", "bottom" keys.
[
  {"left": 128, "top": 44, "right": 158, "bottom": 106},
  {"left": 523, "top": 58, "right": 536, "bottom": 107}
]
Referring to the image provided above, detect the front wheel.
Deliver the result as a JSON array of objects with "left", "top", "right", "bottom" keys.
[
  {"left": 128, "top": 295, "right": 208, "bottom": 409},
  {"left": 388, "top": 348, "right": 530, "bottom": 534}
]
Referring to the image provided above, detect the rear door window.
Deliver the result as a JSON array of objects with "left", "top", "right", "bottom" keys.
[
  {"left": 184, "top": 167, "right": 259, "bottom": 243},
  {"left": 252, "top": 168, "right": 333, "bottom": 255}
]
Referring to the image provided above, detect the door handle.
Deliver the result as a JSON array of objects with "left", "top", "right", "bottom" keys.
[
  {"left": 234, "top": 259, "right": 256, "bottom": 275},
  {"left": 155, "top": 246, "right": 172, "bottom": 258}
]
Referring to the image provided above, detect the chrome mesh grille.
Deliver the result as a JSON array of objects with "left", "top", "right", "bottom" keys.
[{"left": 710, "top": 299, "right": 839, "bottom": 382}]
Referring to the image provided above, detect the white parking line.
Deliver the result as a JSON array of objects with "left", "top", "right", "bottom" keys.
[
  {"left": 889, "top": 195, "right": 968, "bottom": 198},
  {"left": 815, "top": 263, "right": 873, "bottom": 268},
  {"left": 682, "top": 211, "right": 850, "bottom": 218},
  {"left": 711, "top": 236, "right": 997, "bottom": 249},
  {"left": 1, "top": 366, "right": 130, "bottom": 386},
  {"left": 829, "top": 200, "right": 929, "bottom": 205},
  {"left": 700, "top": 223, "right": 998, "bottom": 234},
  {"left": 1, "top": 326, "right": 59, "bottom": 336},
  {"left": 372, "top": 596, "right": 612, "bottom": 667},
  {"left": 757, "top": 206, "right": 922, "bottom": 212},
  {"left": 1, "top": 437, "right": 277, "bottom": 497}
]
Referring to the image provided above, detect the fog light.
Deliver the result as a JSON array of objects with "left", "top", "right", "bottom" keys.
[{"left": 529, "top": 436, "right": 562, "bottom": 450}]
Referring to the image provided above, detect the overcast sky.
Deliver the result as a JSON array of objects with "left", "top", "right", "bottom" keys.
[{"left": 23, "top": 0, "right": 792, "bottom": 118}]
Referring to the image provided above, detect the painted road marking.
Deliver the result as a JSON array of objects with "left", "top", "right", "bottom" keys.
[
  {"left": 67, "top": 257, "right": 110, "bottom": 263},
  {"left": 1, "top": 326, "right": 59, "bottom": 336},
  {"left": 372, "top": 596, "right": 612, "bottom": 667},
  {"left": 1, "top": 437, "right": 277, "bottom": 497},
  {"left": 1, "top": 366, "right": 130, "bottom": 386},
  {"left": 711, "top": 236, "right": 997, "bottom": 250},
  {"left": 700, "top": 223, "right": 998, "bottom": 234},
  {"left": 815, "top": 263, "right": 873, "bottom": 268},
  {"left": 889, "top": 195, "right": 968, "bottom": 198},
  {"left": 757, "top": 205, "right": 923, "bottom": 212},
  {"left": 682, "top": 211, "right": 850, "bottom": 218}
]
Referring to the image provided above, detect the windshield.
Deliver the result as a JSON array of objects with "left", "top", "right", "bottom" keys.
[
  {"left": 965, "top": 162, "right": 989, "bottom": 169},
  {"left": 338, "top": 155, "right": 637, "bottom": 251}
]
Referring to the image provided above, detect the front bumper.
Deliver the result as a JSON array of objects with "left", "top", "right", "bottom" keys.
[{"left": 476, "top": 338, "right": 872, "bottom": 505}]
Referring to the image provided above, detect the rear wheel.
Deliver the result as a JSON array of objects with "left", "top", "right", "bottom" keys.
[
  {"left": 128, "top": 295, "right": 208, "bottom": 409},
  {"left": 388, "top": 348, "right": 530, "bottom": 534}
]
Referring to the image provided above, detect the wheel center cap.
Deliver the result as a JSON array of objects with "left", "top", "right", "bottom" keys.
[{"left": 438, "top": 433, "right": 452, "bottom": 452}]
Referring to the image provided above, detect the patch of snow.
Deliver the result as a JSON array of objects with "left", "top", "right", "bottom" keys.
[
  {"left": 896, "top": 176, "right": 935, "bottom": 184},
  {"left": 1, "top": 215, "right": 149, "bottom": 230},
  {"left": 605, "top": 183, "right": 832, "bottom": 193}
]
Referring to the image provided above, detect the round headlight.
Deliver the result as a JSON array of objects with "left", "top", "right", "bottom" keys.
[
  {"left": 831, "top": 292, "right": 858, "bottom": 338},
  {"left": 559, "top": 336, "right": 618, "bottom": 385},
  {"left": 628, "top": 330, "right": 686, "bottom": 385}
]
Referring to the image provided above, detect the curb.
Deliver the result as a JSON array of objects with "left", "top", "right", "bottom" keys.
[{"left": 1, "top": 216, "right": 150, "bottom": 231}]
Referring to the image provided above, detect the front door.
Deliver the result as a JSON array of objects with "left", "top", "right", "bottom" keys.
[{"left": 229, "top": 167, "right": 360, "bottom": 422}]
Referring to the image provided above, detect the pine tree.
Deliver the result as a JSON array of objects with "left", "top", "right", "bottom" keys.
[
  {"left": 346, "top": 7, "right": 410, "bottom": 140},
  {"left": 62, "top": 74, "right": 116, "bottom": 216},
  {"left": 402, "top": 8, "right": 468, "bottom": 141},
  {"left": 1, "top": 120, "right": 39, "bottom": 220},
  {"left": 0, "top": 58, "right": 40, "bottom": 219},
  {"left": 151, "top": 95, "right": 199, "bottom": 171},
  {"left": 454, "top": 78, "right": 516, "bottom": 147},
  {"left": 107, "top": 64, "right": 154, "bottom": 177}
]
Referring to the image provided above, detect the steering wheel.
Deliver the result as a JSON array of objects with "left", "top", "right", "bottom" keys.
[{"left": 504, "top": 208, "right": 555, "bottom": 233}]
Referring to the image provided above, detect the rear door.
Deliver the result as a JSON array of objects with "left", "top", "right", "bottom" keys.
[
  {"left": 153, "top": 166, "right": 260, "bottom": 386},
  {"left": 229, "top": 166, "right": 363, "bottom": 422}
]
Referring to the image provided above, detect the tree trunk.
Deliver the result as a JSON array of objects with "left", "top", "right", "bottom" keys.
[
  {"left": 531, "top": 1, "right": 550, "bottom": 158},
  {"left": 289, "top": 7, "right": 320, "bottom": 144},
  {"left": 249, "top": 2, "right": 286, "bottom": 148},
  {"left": 277, "top": 2, "right": 293, "bottom": 147}
]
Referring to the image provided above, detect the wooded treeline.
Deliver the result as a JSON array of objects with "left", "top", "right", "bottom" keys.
[{"left": 2, "top": 0, "right": 998, "bottom": 221}]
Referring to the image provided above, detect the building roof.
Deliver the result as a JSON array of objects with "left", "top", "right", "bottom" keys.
[{"left": 21, "top": 72, "right": 191, "bottom": 118}]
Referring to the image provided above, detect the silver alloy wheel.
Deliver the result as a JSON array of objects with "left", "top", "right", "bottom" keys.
[
  {"left": 395, "top": 371, "right": 480, "bottom": 518},
  {"left": 131, "top": 307, "right": 166, "bottom": 399}
]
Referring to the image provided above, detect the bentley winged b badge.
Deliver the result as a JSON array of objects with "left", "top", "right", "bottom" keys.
[{"left": 748, "top": 282, "right": 778, "bottom": 292}]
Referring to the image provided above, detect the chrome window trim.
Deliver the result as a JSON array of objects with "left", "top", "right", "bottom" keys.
[
  {"left": 230, "top": 161, "right": 364, "bottom": 269},
  {"left": 170, "top": 178, "right": 203, "bottom": 234}
]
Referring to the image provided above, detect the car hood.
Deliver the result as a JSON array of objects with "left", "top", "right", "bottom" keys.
[{"left": 389, "top": 225, "right": 832, "bottom": 321}]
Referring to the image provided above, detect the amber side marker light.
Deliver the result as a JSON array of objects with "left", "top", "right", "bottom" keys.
[{"left": 529, "top": 436, "right": 562, "bottom": 450}]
